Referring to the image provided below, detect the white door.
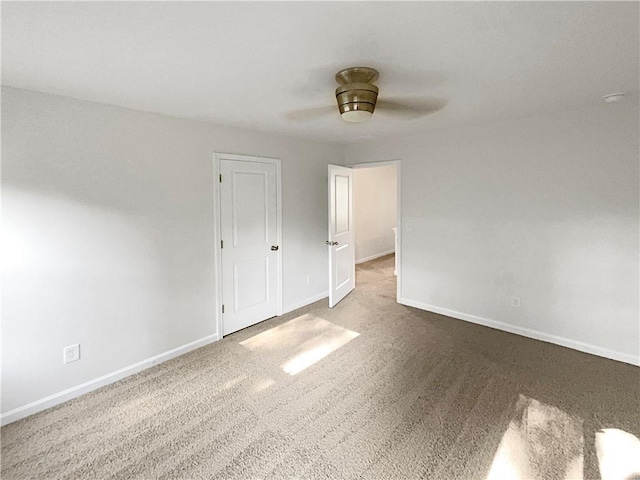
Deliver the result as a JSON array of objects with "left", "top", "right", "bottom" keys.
[
  {"left": 220, "top": 158, "right": 279, "bottom": 335},
  {"left": 328, "top": 164, "right": 355, "bottom": 307}
]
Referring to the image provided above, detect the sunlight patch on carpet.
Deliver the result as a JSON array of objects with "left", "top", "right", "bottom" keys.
[
  {"left": 240, "top": 314, "right": 360, "bottom": 375},
  {"left": 596, "top": 428, "right": 640, "bottom": 480},
  {"left": 222, "top": 374, "right": 247, "bottom": 391},
  {"left": 251, "top": 377, "right": 276, "bottom": 393},
  {"left": 486, "top": 395, "right": 583, "bottom": 480}
]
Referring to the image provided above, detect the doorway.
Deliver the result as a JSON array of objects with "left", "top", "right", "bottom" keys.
[
  {"left": 214, "top": 153, "right": 283, "bottom": 336},
  {"left": 353, "top": 163, "right": 398, "bottom": 278},
  {"left": 328, "top": 160, "right": 401, "bottom": 308}
]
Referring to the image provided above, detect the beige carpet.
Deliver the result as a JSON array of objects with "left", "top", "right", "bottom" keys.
[{"left": 2, "top": 254, "right": 639, "bottom": 479}]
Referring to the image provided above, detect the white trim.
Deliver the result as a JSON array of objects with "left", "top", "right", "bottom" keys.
[
  {"left": 213, "top": 153, "right": 283, "bottom": 337},
  {"left": 0, "top": 334, "right": 219, "bottom": 426},
  {"left": 275, "top": 160, "right": 283, "bottom": 316},
  {"left": 213, "top": 157, "right": 224, "bottom": 340},
  {"left": 282, "top": 291, "right": 329, "bottom": 315},
  {"left": 398, "top": 298, "right": 640, "bottom": 367},
  {"left": 351, "top": 160, "right": 400, "bottom": 169},
  {"left": 348, "top": 159, "right": 402, "bottom": 300},
  {"left": 355, "top": 249, "right": 395, "bottom": 265}
]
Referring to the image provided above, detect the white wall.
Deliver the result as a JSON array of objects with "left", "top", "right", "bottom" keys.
[
  {"left": 3, "top": 86, "right": 638, "bottom": 425},
  {"left": 346, "top": 101, "right": 640, "bottom": 365},
  {"left": 1, "top": 87, "right": 343, "bottom": 418},
  {"left": 353, "top": 166, "right": 397, "bottom": 263}
]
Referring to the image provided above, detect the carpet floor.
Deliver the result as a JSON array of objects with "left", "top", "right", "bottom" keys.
[{"left": 2, "top": 254, "right": 639, "bottom": 479}]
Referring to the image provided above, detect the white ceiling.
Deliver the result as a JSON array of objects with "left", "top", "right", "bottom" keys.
[{"left": 2, "top": 2, "right": 638, "bottom": 144}]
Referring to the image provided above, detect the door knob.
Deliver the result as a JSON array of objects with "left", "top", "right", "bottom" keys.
[{"left": 271, "top": 245, "right": 279, "bottom": 251}]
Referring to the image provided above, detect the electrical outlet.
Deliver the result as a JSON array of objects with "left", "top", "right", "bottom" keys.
[
  {"left": 511, "top": 296, "right": 521, "bottom": 308},
  {"left": 306, "top": 275, "right": 312, "bottom": 285},
  {"left": 63, "top": 344, "right": 80, "bottom": 364}
]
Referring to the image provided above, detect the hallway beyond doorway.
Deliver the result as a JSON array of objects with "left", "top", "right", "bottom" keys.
[{"left": 355, "top": 253, "right": 396, "bottom": 295}]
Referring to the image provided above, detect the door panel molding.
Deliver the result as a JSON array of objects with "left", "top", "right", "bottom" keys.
[
  {"left": 231, "top": 170, "right": 269, "bottom": 247},
  {"left": 213, "top": 153, "right": 282, "bottom": 338}
]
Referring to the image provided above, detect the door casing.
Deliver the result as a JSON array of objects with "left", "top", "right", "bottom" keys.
[{"left": 213, "top": 153, "right": 283, "bottom": 338}]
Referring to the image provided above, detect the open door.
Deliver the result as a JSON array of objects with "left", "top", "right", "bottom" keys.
[{"left": 328, "top": 164, "right": 355, "bottom": 307}]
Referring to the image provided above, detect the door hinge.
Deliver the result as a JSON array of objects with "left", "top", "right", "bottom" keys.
[
  {"left": 221, "top": 240, "right": 224, "bottom": 249},
  {"left": 222, "top": 304, "right": 225, "bottom": 314},
  {"left": 219, "top": 174, "right": 222, "bottom": 183}
]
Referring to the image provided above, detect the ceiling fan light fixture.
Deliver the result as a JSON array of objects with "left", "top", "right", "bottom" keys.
[
  {"left": 289, "top": 66, "right": 445, "bottom": 124},
  {"left": 341, "top": 109, "right": 373, "bottom": 123},
  {"left": 335, "top": 67, "right": 380, "bottom": 123}
]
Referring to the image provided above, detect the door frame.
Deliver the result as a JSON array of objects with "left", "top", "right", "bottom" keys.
[
  {"left": 350, "top": 159, "right": 402, "bottom": 301},
  {"left": 213, "top": 152, "right": 283, "bottom": 338}
]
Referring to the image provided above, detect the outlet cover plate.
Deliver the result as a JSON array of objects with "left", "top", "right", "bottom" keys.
[{"left": 63, "top": 344, "right": 80, "bottom": 364}]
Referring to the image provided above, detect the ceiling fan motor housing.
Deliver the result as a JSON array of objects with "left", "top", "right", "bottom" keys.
[
  {"left": 335, "top": 67, "right": 380, "bottom": 119},
  {"left": 335, "top": 83, "right": 379, "bottom": 115}
]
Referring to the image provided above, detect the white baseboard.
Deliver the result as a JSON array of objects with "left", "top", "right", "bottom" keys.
[
  {"left": 398, "top": 298, "right": 640, "bottom": 367},
  {"left": 282, "top": 291, "right": 329, "bottom": 315},
  {"left": 356, "top": 249, "right": 395, "bottom": 265},
  {"left": 0, "top": 333, "right": 219, "bottom": 426}
]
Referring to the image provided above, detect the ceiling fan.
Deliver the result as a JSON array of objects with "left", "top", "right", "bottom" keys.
[{"left": 286, "top": 66, "right": 447, "bottom": 123}]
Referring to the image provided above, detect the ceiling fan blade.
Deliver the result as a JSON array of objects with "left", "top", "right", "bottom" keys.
[
  {"left": 284, "top": 106, "right": 335, "bottom": 121},
  {"left": 376, "top": 97, "right": 447, "bottom": 119}
]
